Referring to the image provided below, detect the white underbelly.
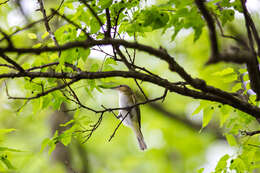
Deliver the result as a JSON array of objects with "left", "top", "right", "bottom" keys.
[{"left": 118, "top": 93, "right": 134, "bottom": 127}]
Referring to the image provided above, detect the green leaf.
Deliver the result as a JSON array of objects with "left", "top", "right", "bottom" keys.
[
  {"left": 219, "top": 113, "right": 230, "bottom": 128},
  {"left": 98, "top": 0, "right": 113, "bottom": 9},
  {"left": 60, "top": 120, "right": 75, "bottom": 127},
  {"left": 0, "top": 147, "right": 23, "bottom": 152},
  {"left": 219, "top": 9, "right": 235, "bottom": 26},
  {"left": 78, "top": 48, "right": 90, "bottom": 62},
  {"left": 230, "top": 157, "right": 246, "bottom": 171},
  {"left": 197, "top": 168, "right": 204, "bottom": 173},
  {"left": 104, "top": 58, "right": 117, "bottom": 71},
  {"left": 215, "top": 154, "right": 230, "bottom": 172},
  {"left": 41, "top": 31, "right": 49, "bottom": 39},
  {"left": 0, "top": 155, "right": 15, "bottom": 169},
  {"left": 90, "top": 63, "right": 99, "bottom": 72},
  {"left": 231, "top": 0, "right": 243, "bottom": 13},
  {"left": 232, "top": 83, "right": 242, "bottom": 92},
  {"left": 27, "top": 33, "right": 37, "bottom": 39},
  {"left": 32, "top": 43, "right": 42, "bottom": 48},
  {"left": 202, "top": 107, "right": 214, "bottom": 128},
  {"left": 225, "top": 133, "right": 237, "bottom": 146},
  {"left": 40, "top": 138, "right": 51, "bottom": 153},
  {"left": 212, "top": 68, "right": 234, "bottom": 76},
  {"left": 192, "top": 104, "right": 203, "bottom": 116},
  {"left": 0, "top": 129, "right": 16, "bottom": 135},
  {"left": 51, "top": 91, "right": 65, "bottom": 110},
  {"left": 48, "top": 131, "right": 59, "bottom": 155},
  {"left": 90, "top": 17, "right": 101, "bottom": 34}
]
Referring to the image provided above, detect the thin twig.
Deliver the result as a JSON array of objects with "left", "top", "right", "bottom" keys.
[
  {"left": 0, "top": 53, "right": 25, "bottom": 72},
  {"left": 108, "top": 111, "right": 130, "bottom": 142},
  {"left": 0, "top": 0, "right": 10, "bottom": 6},
  {"left": 37, "top": 0, "right": 61, "bottom": 56},
  {"left": 134, "top": 79, "right": 149, "bottom": 101}
]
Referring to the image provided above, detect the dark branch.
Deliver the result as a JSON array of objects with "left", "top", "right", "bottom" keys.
[
  {"left": 241, "top": 130, "right": 260, "bottom": 136},
  {"left": 0, "top": 53, "right": 25, "bottom": 72},
  {"left": 195, "top": 0, "right": 219, "bottom": 63},
  {"left": 0, "top": 0, "right": 10, "bottom": 5},
  {"left": 37, "top": 0, "right": 61, "bottom": 56},
  {"left": 240, "top": 0, "right": 260, "bottom": 100},
  {"left": 105, "top": 8, "right": 111, "bottom": 38}
]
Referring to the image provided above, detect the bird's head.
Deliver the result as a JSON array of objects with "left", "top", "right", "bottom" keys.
[{"left": 111, "top": 85, "right": 132, "bottom": 94}]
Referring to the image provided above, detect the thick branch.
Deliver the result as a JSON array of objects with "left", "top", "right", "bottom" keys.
[
  {"left": 0, "top": 38, "right": 258, "bottom": 114},
  {"left": 240, "top": 0, "right": 260, "bottom": 100},
  {"left": 1, "top": 70, "right": 260, "bottom": 120},
  {"left": 195, "top": 0, "right": 219, "bottom": 63}
]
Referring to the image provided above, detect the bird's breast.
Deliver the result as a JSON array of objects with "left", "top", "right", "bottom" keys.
[{"left": 119, "top": 93, "right": 133, "bottom": 107}]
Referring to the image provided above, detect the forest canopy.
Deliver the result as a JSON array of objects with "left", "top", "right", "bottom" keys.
[{"left": 0, "top": 0, "right": 260, "bottom": 172}]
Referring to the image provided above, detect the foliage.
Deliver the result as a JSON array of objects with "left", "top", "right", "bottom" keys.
[{"left": 0, "top": 0, "right": 260, "bottom": 172}]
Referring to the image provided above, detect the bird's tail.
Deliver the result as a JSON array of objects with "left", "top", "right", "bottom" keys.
[{"left": 133, "top": 127, "right": 147, "bottom": 150}]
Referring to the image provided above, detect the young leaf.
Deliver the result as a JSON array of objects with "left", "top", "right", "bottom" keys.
[
  {"left": 202, "top": 107, "right": 214, "bottom": 128},
  {"left": 0, "top": 155, "right": 15, "bottom": 169},
  {"left": 41, "top": 31, "right": 49, "bottom": 39},
  {"left": 27, "top": 33, "right": 37, "bottom": 39},
  {"left": 215, "top": 154, "right": 230, "bottom": 172},
  {"left": 225, "top": 133, "right": 237, "bottom": 146}
]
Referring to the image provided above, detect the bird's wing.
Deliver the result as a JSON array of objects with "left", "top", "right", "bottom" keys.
[{"left": 131, "top": 93, "right": 141, "bottom": 128}]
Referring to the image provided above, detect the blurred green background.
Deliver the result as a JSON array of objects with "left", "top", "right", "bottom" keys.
[{"left": 0, "top": 0, "right": 260, "bottom": 172}]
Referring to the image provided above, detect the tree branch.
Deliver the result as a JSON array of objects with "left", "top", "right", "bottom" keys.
[
  {"left": 0, "top": 53, "right": 25, "bottom": 72},
  {"left": 37, "top": 0, "right": 61, "bottom": 56},
  {"left": 195, "top": 0, "right": 219, "bottom": 63}
]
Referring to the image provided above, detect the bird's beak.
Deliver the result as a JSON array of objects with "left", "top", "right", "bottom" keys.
[{"left": 110, "top": 86, "right": 120, "bottom": 90}]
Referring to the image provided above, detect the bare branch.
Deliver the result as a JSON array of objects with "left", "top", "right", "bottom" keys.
[
  {"left": 105, "top": 8, "right": 111, "bottom": 38},
  {"left": 241, "top": 130, "right": 260, "bottom": 136},
  {"left": 81, "top": 113, "right": 104, "bottom": 143},
  {"left": 6, "top": 78, "right": 80, "bottom": 100},
  {"left": 134, "top": 79, "right": 149, "bottom": 101},
  {"left": 37, "top": 0, "right": 61, "bottom": 56},
  {"left": 240, "top": 0, "right": 260, "bottom": 56},
  {"left": 195, "top": 0, "right": 219, "bottom": 63},
  {"left": 108, "top": 111, "right": 129, "bottom": 142},
  {"left": 0, "top": 0, "right": 10, "bottom": 6},
  {"left": 0, "top": 53, "right": 25, "bottom": 72},
  {"left": 0, "top": 28, "right": 13, "bottom": 48},
  {"left": 240, "top": 0, "right": 260, "bottom": 100}
]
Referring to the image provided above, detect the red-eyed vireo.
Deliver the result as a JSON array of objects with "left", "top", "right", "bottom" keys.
[{"left": 111, "top": 85, "right": 147, "bottom": 150}]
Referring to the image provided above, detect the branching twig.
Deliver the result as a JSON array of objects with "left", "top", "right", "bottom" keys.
[
  {"left": 108, "top": 111, "right": 130, "bottom": 142},
  {"left": 6, "top": 78, "right": 80, "bottom": 100},
  {"left": 240, "top": 0, "right": 260, "bottom": 100},
  {"left": 37, "top": 0, "right": 61, "bottom": 56},
  {"left": 82, "top": 113, "right": 104, "bottom": 143},
  {"left": 0, "top": 53, "right": 25, "bottom": 72},
  {"left": 195, "top": 0, "right": 219, "bottom": 63},
  {"left": 241, "top": 130, "right": 260, "bottom": 136},
  {"left": 0, "top": 0, "right": 10, "bottom": 6},
  {"left": 0, "top": 28, "right": 13, "bottom": 48},
  {"left": 134, "top": 79, "right": 149, "bottom": 101}
]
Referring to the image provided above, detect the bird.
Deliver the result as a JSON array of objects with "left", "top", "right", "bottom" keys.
[{"left": 111, "top": 84, "right": 147, "bottom": 150}]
